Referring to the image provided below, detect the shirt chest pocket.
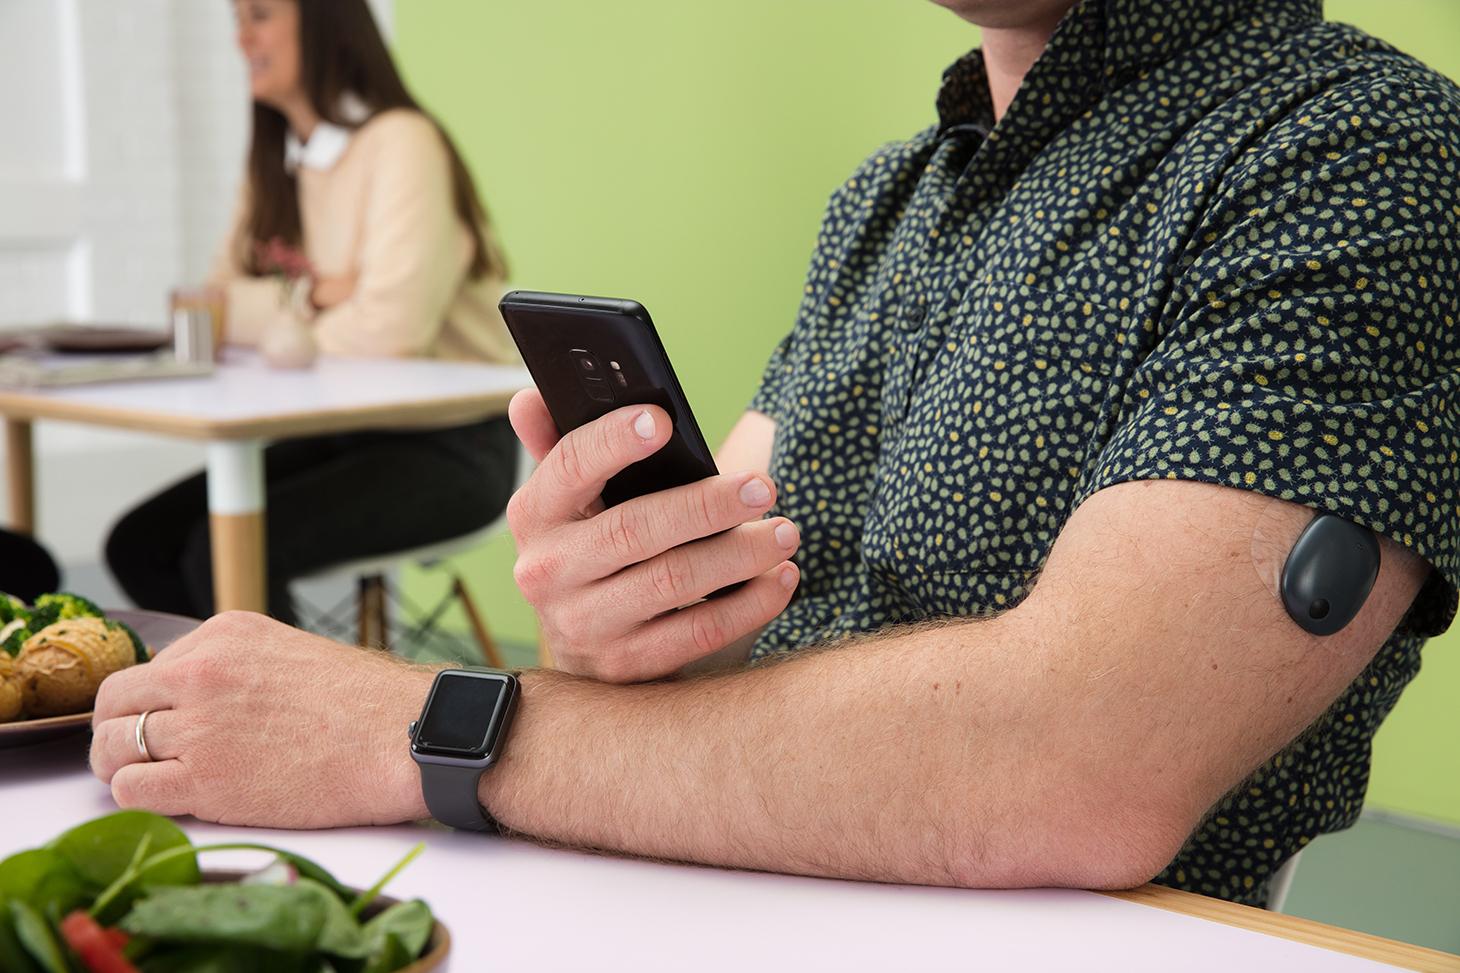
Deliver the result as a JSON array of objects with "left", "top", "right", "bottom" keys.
[{"left": 871, "top": 281, "right": 1128, "bottom": 596}]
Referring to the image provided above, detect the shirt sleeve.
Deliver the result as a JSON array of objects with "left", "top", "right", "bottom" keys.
[
  {"left": 310, "top": 110, "right": 469, "bottom": 358},
  {"left": 1077, "top": 76, "right": 1460, "bottom": 635},
  {"left": 748, "top": 330, "right": 796, "bottom": 422}
]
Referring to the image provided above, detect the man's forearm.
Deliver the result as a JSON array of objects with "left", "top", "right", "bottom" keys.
[
  {"left": 472, "top": 484, "right": 1423, "bottom": 890},
  {"left": 477, "top": 617, "right": 1174, "bottom": 890}
]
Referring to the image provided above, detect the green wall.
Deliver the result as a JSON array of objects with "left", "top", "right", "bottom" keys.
[
  {"left": 393, "top": 0, "right": 974, "bottom": 644},
  {"left": 1317, "top": 0, "right": 1460, "bottom": 832},
  {"left": 395, "top": 1, "right": 1460, "bottom": 827}
]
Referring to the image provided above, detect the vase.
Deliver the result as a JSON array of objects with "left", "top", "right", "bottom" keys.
[{"left": 260, "top": 315, "right": 318, "bottom": 369}]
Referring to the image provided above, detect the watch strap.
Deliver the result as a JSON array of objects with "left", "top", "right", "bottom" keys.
[{"left": 418, "top": 761, "right": 501, "bottom": 833}]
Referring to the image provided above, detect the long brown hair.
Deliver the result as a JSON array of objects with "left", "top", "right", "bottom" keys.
[{"left": 242, "top": 0, "right": 505, "bottom": 279}]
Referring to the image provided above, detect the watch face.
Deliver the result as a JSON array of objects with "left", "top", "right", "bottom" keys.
[{"left": 412, "top": 670, "right": 512, "bottom": 759}]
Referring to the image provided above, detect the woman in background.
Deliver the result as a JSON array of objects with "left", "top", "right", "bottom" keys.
[{"left": 107, "top": 0, "right": 518, "bottom": 625}]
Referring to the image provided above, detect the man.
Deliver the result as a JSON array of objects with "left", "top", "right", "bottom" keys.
[{"left": 91, "top": 0, "right": 1460, "bottom": 906}]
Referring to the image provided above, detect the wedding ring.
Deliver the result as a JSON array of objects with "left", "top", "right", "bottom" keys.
[{"left": 135, "top": 710, "right": 154, "bottom": 763}]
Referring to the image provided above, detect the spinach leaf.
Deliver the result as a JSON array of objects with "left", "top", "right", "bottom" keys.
[
  {"left": 0, "top": 848, "right": 86, "bottom": 916},
  {"left": 360, "top": 899, "right": 433, "bottom": 972},
  {"left": 0, "top": 899, "right": 43, "bottom": 973},
  {"left": 110, "top": 841, "right": 350, "bottom": 907},
  {"left": 348, "top": 843, "right": 423, "bottom": 919},
  {"left": 121, "top": 884, "right": 325, "bottom": 953},
  {"left": 266, "top": 851, "right": 350, "bottom": 902},
  {"left": 360, "top": 933, "right": 412, "bottom": 973},
  {"left": 52, "top": 811, "right": 198, "bottom": 894},
  {"left": 296, "top": 878, "right": 368, "bottom": 959},
  {"left": 7, "top": 900, "right": 66, "bottom": 973}
]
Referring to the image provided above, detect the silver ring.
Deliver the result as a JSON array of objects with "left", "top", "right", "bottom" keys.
[{"left": 135, "top": 710, "right": 154, "bottom": 763}]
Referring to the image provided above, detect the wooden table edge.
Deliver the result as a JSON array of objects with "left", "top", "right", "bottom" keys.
[
  {"left": 0, "top": 389, "right": 520, "bottom": 441},
  {"left": 1105, "top": 885, "right": 1460, "bottom": 971}
]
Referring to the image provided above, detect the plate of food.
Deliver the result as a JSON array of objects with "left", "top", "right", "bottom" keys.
[
  {"left": 0, "top": 594, "right": 201, "bottom": 749},
  {"left": 0, "top": 810, "right": 447, "bottom": 972}
]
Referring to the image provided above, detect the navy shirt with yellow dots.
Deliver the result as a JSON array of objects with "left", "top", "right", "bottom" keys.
[{"left": 749, "top": 0, "right": 1460, "bottom": 905}]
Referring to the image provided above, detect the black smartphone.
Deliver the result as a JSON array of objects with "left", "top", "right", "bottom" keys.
[{"left": 499, "top": 290, "right": 719, "bottom": 508}]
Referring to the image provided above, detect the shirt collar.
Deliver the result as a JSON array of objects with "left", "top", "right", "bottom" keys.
[
  {"left": 936, "top": 0, "right": 1324, "bottom": 134},
  {"left": 1100, "top": 0, "right": 1322, "bottom": 76},
  {"left": 283, "top": 93, "right": 371, "bottom": 174}
]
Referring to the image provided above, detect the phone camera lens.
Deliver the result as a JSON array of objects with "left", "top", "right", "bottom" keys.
[{"left": 572, "top": 349, "right": 613, "bottom": 402}]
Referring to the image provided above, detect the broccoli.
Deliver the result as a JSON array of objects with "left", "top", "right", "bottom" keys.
[
  {"left": 34, "top": 591, "right": 103, "bottom": 619},
  {"left": 1, "top": 623, "right": 29, "bottom": 657},
  {"left": 0, "top": 594, "right": 30, "bottom": 656},
  {"left": 29, "top": 592, "right": 104, "bottom": 631},
  {"left": 2, "top": 593, "right": 118, "bottom": 658},
  {"left": 105, "top": 619, "right": 150, "bottom": 665},
  {"left": 0, "top": 592, "right": 26, "bottom": 626}
]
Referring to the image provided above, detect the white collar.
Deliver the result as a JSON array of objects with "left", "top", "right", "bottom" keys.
[
  {"left": 285, "top": 122, "right": 351, "bottom": 173},
  {"left": 283, "top": 93, "right": 371, "bottom": 174}
]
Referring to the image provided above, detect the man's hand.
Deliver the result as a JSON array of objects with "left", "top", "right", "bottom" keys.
[
  {"left": 507, "top": 388, "right": 801, "bottom": 682},
  {"left": 90, "top": 613, "right": 433, "bottom": 829}
]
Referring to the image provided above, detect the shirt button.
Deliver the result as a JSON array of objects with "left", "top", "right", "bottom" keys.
[{"left": 901, "top": 304, "right": 928, "bottom": 331}]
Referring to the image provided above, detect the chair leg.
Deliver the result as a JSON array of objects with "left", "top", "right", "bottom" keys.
[
  {"left": 1267, "top": 850, "right": 1302, "bottom": 912},
  {"left": 452, "top": 575, "right": 505, "bottom": 668},
  {"left": 357, "top": 575, "right": 389, "bottom": 649}
]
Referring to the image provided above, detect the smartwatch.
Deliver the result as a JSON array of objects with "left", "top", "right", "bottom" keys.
[{"left": 408, "top": 668, "right": 520, "bottom": 832}]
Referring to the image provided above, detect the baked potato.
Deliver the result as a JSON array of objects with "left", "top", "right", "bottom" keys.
[
  {"left": 0, "top": 651, "right": 22, "bottom": 722},
  {"left": 15, "top": 617, "right": 137, "bottom": 717}
]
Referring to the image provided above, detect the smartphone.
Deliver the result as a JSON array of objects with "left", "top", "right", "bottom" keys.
[{"left": 499, "top": 290, "right": 719, "bottom": 508}]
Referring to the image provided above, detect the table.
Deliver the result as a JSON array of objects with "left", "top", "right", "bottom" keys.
[
  {"left": 5, "top": 737, "right": 1455, "bottom": 972},
  {"left": 0, "top": 351, "right": 531, "bottom": 612}
]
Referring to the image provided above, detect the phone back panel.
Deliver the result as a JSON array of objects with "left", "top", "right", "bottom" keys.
[{"left": 500, "top": 291, "right": 718, "bottom": 507}]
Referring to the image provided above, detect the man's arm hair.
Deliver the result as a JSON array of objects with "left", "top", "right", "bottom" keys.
[{"left": 482, "top": 479, "right": 1428, "bottom": 888}]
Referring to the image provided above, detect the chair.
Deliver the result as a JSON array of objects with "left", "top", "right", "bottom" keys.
[
  {"left": 1267, "top": 850, "right": 1302, "bottom": 912},
  {"left": 296, "top": 443, "right": 533, "bottom": 667}
]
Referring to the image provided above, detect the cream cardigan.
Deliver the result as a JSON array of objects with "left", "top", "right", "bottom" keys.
[{"left": 210, "top": 109, "right": 518, "bottom": 364}]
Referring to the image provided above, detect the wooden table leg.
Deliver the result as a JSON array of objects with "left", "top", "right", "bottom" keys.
[
  {"left": 358, "top": 575, "right": 388, "bottom": 649},
  {"left": 5, "top": 419, "right": 35, "bottom": 535},
  {"left": 206, "top": 440, "right": 266, "bottom": 614},
  {"left": 453, "top": 576, "right": 505, "bottom": 668}
]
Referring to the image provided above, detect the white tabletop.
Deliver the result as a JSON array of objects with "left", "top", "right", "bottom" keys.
[
  {"left": 0, "top": 350, "right": 532, "bottom": 440},
  {"left": 1, "top": 735, "right": 1411, "bottom": 972}
]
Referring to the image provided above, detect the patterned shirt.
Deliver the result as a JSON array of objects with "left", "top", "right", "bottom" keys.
[{"left": 750, "top": 0, "right": 1460, "bottom": 905}]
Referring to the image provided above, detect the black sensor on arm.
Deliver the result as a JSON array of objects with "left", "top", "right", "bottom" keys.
[{"left": 1280, "top": 513, "right": 1382, "bottom": 636}]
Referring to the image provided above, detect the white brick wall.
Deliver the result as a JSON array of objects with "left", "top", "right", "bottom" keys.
[
  {"left": 0, "top": 0, "right": 393, "bottom": 583},
  {"left": 0, "top": 247, "right": 72, "bottom": 327},
  {"left": 0, "top": 0, "right": 71, "bottom": 177},
  {"left": 79, "top": 0, "right": 186, "bottom": 326},
  {"left": 171, "top": 0, "right": 249, "bottom": 284}
]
